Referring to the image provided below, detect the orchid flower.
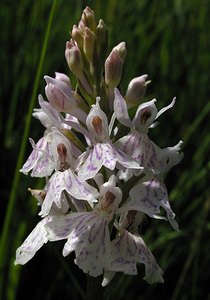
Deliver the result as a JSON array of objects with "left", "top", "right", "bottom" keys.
[
  {"left": 76, "top": 98, "right": 140, "bottom": 180},
  {"left": 44, "top": 72, "right": 87, "bottom": 123},
  {"left": 20, "top": 95, "right": 64, "bottom": 177},
  {"left": 45, "top": 176, "right": 122, "bottom": 277},
  {"left": 102, "top": 211, "right": 164, "bottom": 286},
  {"left": 39, "top": 128, "right": 99, "bottom": 217},
  {"left": 15, "top": 6, "right": 184, "bottom": 289},
  {"left": 118, "top": 175, "right": 179, "bottom": 230},
  {"left": 114, "top": 88, "right": 182, "bottom": 175},
  {"left": 14, "top": 188, "right": 69, "bottom": 265}
]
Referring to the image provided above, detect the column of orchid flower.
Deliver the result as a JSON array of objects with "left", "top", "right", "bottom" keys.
[{"left": 15, "top": 7, "right": 183, "bottom": 287}]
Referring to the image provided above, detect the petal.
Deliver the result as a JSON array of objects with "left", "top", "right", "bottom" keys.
[
  {"left": 108, "top": 230, "right": 164, "bottom": 283},
  {"left": 20, "top": 136, "right": 54, "bottom": 177},
  {"left": 155, "top": 97, "right": 176, "bottom": 120},
  {"left": 46, "top": 213, "right": 87, "bottom": 241},
  {"left": 102, "top": 143, "right": 117, "bottom": 170},
  {"left": 114, "top": 147, "right": 141, "bottom": 170},
  {"left": 51, "top": 128, "right": 73, "bottom": 169},
  {"left": 77, "top": 145, "right": 104, "bottom": 180},
  {"left": 38, "top": 94, "right": 63, "bottom": 128},
  {"left": 63, "top": 214, "right": 111, "bottom": 277},
  {"left": 113, "top": 88, "right": 132, "bottom": 127},
  {"left": 115, "top": 132, "right": 143, "bottom": 162},
  {"left": 154, "top": 140, "right": 184, "bottom": 173},
  {"left": 133, "top": 99, "right": 157, "bottom": 132},
  {"left": 86, "top": 100, "right": 109, "bottom": 142},
  {"left": 102, "top": 271, "right": 116, "bottom": 287},
  {"left": 39, "top": 171, "right": 65, "bottom": 217},
  {"left": 15, "top": 217, "right": 51, "bottom": 265},
  {"left": 65, "top": 113, "right": 91, "bottom": 144},
  {"left": 64, "top": 169, "right": 99, "bottom": 201},
  {"left": 32, "top": 108, "right": 53, "bottom": 129},
  {"left": 123, "top": 177, "right": 179, "bottom": 230}
]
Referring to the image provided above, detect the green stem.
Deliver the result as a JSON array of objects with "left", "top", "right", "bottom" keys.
[{"left": 0, "top": 1, "right": 57, "bottom": 298}]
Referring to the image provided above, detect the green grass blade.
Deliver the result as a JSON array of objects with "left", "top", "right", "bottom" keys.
[{"left": 0, "top": 1, "right": 57, "bottom": 299}]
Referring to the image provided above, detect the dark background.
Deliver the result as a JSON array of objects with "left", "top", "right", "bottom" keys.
[{"left": 0, "top": 0, "right": 210, "bottom": 299}]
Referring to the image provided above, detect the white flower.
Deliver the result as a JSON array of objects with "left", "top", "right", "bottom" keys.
[
  {"left": 20, "top": 95, "right": 65, "bottom": 177},
  {"left": 39, "top": 129, "right": 99, "bottom": 217},
  {"left": 14, "top": 188, "right": 69, "bottom": 265},
  {"left": 114, "top": 88, "right": 182, "bottom": 175},
  {"left": 45, "top": 176, "right": 122, "bottom": 277},
  {"left": 76, "top": 99, "right": 140, "bottom": 180},
  {"left": 20, "top": 135, "right": 54, "bottom": 177},
  {"left": 118, "top": 175, "right": 179, "bottom": 230},
  {"left": 102, "top": 229, "right": 164, "bottom": 286}
]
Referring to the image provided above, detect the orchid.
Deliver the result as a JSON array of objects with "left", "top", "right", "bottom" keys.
[
  {"left": 45, "top": 176, "right": 122, "bottom": 276},
  {"left": 39, "top": 128, "right": 99, "bottom": 217},
  {"left": 15, "top": 6, "right": 183, "bottom": 294},
  {"left": 76, "top": 99, "right": 140, "bottom": 180},
  {"left": 114, "top": 88, "right": 183, "bottom": 175}
]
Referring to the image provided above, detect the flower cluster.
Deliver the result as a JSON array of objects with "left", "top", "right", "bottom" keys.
[{"left": 15, "top": 7, "right": 183, "bottom": 286}]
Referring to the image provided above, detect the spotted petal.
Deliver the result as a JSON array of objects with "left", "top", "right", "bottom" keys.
[
  {"left": 14, "top": 217, "right": 52, "bottom": 265},
  {"left": 104, "top": 230, "right": 164, "bottom": 284},
  {"left": 113, "top": 88, "right": 132, "bottom": 128},
  {"left": 46, "top": 212, "right": 111, "bottom": 277},
  {"left": 119, "top": 176, "right": 179, "bottom": 230},
  {"left": 39, "top": 169, "right": 98, "bottom": 217},
  {"left": 77, "top": 144, "right": 105, "bottom": 180},
  {"left": 20, "top": 136, "right": 54, "bottom": 177}
]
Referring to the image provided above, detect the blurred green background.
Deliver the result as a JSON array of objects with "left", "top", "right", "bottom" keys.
[{"left": 1, "top": 0, "right": 210, "bottom": 299}]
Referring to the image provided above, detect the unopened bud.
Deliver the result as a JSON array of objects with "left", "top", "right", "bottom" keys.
[
  {"left": 71, "top": 25, "right": 84, "bottom": 49},
  {"left": 83, "top": 27, "right": 96, "bottom": 65},
  {"left": 78, "top": 19, "right": 86, "bottom": 32},
  {"left": 96, "top": 19, "right": 108, "bottom": 61},
  {"left": 54, "top": 72, "right": 72, "bottom": 87},
  {"left": 113, "top": 42, "right": 127, "bottom": 63},
  {"left": 82, "top": 6, "right": 96, "bottom": 32},
  {"left": 125, "top": 74, "right": 149, "bottom": 107},
  {"left": 65, "top": 40, "right": 83, "bottom": 77},
  {"left": 105, "top": 49, "right": 123, "bottom": 87},
  {"left": 44, "top": 72, "right": 76, "bottom": 112}
]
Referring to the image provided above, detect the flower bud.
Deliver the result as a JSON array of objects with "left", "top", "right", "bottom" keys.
[
  {"left": 71, "top": 25, "right": 84, "bottom": 49},
  {"left": 82, "top": 6, "right": 96, "bottom": 32},
  {"left": 96, "top": 19, "right": 108, "bottom": 62},
  {"left": 125, "top": 74, "right": 149, "bottom": 108},
  {"left": 65, "top": 40, "right": 83, "bottom": 77},
  {"left": 78, "top": 19, "right": 86, "bottom": 32},
  {"left": 83, "top": 27, "right": 96, "bottom": 65},
  {"left": 44, "top": 72, "right": 76, "bottom": 112},
  {"left": 105, "top": 49, "right": 123, "bottom": 87},
  {"left": 113, "top": 42, "right": 127, "bottom": 63}
]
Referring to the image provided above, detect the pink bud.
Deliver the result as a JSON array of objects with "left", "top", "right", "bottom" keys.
[
  {"left": 83, "top": 27, "right": 96, "bottom": 65},
  {"left": 82, "top": 6, "right": 96, "bottom": 32},
  {"left": 44, "top": 73, "right": 76, "bottom": 112},
  {"left": 105, "top": 49, "right": 123, "bottom": 87},
  {"left": 65, "top": 40, "right": 83, "bottom": 77},
  {"left": 71, "top": 25, "right": 84, "bottom": 49},
  {"left": 125, "top": 74, "right": 149, "bottom": 107},
  {"left": 96, "top": 19, "right": 108, "bottom": 62},
  {"left": 113, "top": 42, "right": 127, "bottom": 62}
]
